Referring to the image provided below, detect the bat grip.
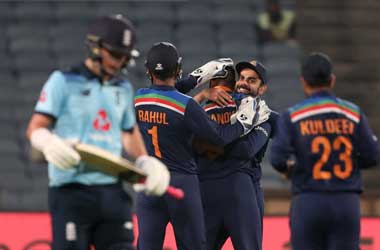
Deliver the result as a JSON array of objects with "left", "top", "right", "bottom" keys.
[{"left": 167, "top": 186, "right": 184, "bottom": 200}]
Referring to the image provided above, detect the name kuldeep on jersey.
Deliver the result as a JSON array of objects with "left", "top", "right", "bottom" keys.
[{"left": 299, "top": 118, "right": 355, "bottom": 136}]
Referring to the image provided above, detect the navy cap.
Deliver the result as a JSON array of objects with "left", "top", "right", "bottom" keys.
[
  {"left": 87, "top": 15, "right": 136, "bottom": 55},
  {"left": 301, "top": 52, "right": 332, "bottom": 85},
  {"left": 236, "top": 60, "right": 267, "bottom": 84},
  {"left": 145, "top": 42, "right": 182, "bottom": 76}
]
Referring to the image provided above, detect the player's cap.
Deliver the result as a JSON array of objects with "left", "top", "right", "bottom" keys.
[
  {"left": 145, "top": 42, "right": 182, "bottom": 75},
  {"left": 236, "top": 60, "right": 267, "bottom": 85},
  {"left": 301, "top": 52, "right": 332, "bottom": 84},
  {"left": 87, "top": 15, "right": 136, "bottom": 56}
]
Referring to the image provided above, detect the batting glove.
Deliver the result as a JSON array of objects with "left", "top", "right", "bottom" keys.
[
  {"left": 190, "top": 58, "right": 234, "bottom": 87},
  {"left": 30, "top": 128, "right": 81, "bottom": 170},
  {"left": 230, "top": 96, "right": 260, "bottom": 135},
  {"left": 135, "top": 156, "right": 170, "bottom": 196}
]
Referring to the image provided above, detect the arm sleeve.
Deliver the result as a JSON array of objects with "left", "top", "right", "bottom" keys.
[
  {"left": 175, "top": 75, "right": 197, "bottom": 94},
  {"left": 184, "top": 99, "right": 244, "bottom": 146},
  {"left": 35, "top": 71, "right": 67, "bottom": 118},
  {"left": 227, "top": 122, "right": 272, "bottom": 159},
  {"left": 122, "top": 84, "right": 136, "bottom": 131},
  {"left": 269, "top": 111, "right": 294, "bottom": 173},
  {"left": 356, "top": 112, "right": 380, "bottom": 168}
]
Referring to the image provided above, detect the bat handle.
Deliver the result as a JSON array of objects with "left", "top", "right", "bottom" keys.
[{"left": 167, "top": 186, "right": 184, "bottom": 200}]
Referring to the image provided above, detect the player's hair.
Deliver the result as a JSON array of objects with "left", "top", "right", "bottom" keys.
[
  {"left": 301, "top": 52, "right": 333, "bottom": 87},
  {"left": 153, "top": 66, "right": 181, "bottom": 81}
]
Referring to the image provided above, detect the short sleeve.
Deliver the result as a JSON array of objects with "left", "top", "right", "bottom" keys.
[
  {"left": 122, "top": 83, "right": 136, "bottom": 131},
  {"left": 35, "top": 71, "right": 67, "bottom": 118}
]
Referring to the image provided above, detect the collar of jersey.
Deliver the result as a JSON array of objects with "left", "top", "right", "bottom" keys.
[
  {"left": 310, "top": 90, "right": 334, "bottom": 98},
  {"left": 151, "top": 84, "right": 176, "bottom": 91},
  {"left": 68, "top": 62, "right": 124, "bottom": 86},
  {"left": 69, "top": 63, "right": 100, "bottom": 81}
]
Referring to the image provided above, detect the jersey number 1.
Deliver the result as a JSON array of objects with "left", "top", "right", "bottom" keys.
[
  {"left": 311, "top": 135, "right": 353, "bottom": 180},
  {"left": 148, "top": 126, "right": 162, "bottom": 158}
]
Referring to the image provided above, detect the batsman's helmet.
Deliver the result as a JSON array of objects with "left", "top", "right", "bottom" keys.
[
  {"left": 86, "top": 15, "right": 137, "bottom": 59},
  {"left": 145, "top": 42, "right": 182, "bottom": 80}
]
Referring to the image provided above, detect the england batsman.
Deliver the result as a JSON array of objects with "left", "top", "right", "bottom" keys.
[{"left": 26, "top": 15, "right": 170, "bottom": 250}]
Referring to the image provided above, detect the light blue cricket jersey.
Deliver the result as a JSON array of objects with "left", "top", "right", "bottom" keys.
[{"left": 35, "top": 63, "right": 136, "bottom": 187}]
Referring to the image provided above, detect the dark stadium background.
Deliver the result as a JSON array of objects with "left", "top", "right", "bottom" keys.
[{"left": 0, "top": 0, "right": 379, "bottom": 249}]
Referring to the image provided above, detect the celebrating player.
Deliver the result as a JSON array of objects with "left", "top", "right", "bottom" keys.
[
  {"left": 25, "top": 15, "right": 170, "bottom": 250},
  {"left": 192, "top": 59, "right": 275, "bottom": 250},
  {"left": 134, "top": 42, "right": 261, "bottom": 250},
  {"left": 270, "top": 53, "right": 380, "bottom": 250}
]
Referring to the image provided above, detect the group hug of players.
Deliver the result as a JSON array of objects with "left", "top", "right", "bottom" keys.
[{"left": 26, "top": 15, "right": 380, "bottom": 250}]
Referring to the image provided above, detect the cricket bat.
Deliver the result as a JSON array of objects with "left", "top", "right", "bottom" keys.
[{"left": 74, "top": 143, "right": 184, "bottom": 200}]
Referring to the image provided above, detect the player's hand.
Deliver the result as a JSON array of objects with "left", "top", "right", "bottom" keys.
[
  {"left": 30, "top": 128, "right": 81, "bottom": 170},
  {"left": 135, "top": 156, "right": 170, "bottom": 196},
  {"left": 209, "top": 87, "right": 233, "bottom": 107},
  {"left": 282, "top": 159, "right": 296, "bottom": 180},
  {"left": 190, "top": 58, "right": 234, "bottom": 87},
  {"left": 196, "top": 87, "right": 232, "bottom": 106},
  {"left": 230, "top": 96, "right": 260, "bottom": 135}
]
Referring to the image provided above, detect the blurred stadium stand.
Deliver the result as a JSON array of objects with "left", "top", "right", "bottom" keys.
[{"left": 0, "top": 0, "right": 378, "bottom": 215}]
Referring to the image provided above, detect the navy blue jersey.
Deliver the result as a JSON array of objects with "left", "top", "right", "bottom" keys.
[
  {"left": 195, "top": 93, "right": 273, "bottom": 180},
  {"left": 270, "top": 91, "right": 380, "bottom": 193},
  {"left": 134, "top": 85, "right": 244, "bottom": 174}
]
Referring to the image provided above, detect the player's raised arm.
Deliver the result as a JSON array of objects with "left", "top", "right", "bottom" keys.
[
  {"left": 175, "top": 75, "right": 197, "bottom": 94},
  {"left": 184, "top": 96, "right": 261, "bottom": 146},
  {"left": 175, "top": 58, "right": 235, "bottom": 100},
  {"left": 193, "top": 87, "right": 232, "bottom": 106}
]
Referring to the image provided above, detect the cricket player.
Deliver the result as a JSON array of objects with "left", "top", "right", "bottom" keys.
[
  {"left": 26, "top": 15, "right": 170, "bottom": 250},
  {"left": 193, "top": 60, "right": 275, "bottom": 250},
  {"left": 270, "top": 53, "right": 380, "bottom": 250},
  {"left": 134, "top": 42, "right": 262, "bottom": 250}
]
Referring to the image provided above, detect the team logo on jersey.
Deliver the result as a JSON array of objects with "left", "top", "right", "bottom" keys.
[
  {"left": 93, "top": 109, "right": 111, "bottom": 131},
  {"left": 39, "top": 90, "right": 46, "bottom": 103}
]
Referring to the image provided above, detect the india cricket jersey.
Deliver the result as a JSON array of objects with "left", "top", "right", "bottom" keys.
[
  {"left": 196, "top": 93, "right": 273, "bottom": 180},
  {"left": 134, "top": 84, "right": 244, "bottom": 174},
  {"left": 270, "top": 90, "right": 380, "bottom": 193},
  {"left": 35, "top": 64, "right": 136, "bottom": 186}
]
